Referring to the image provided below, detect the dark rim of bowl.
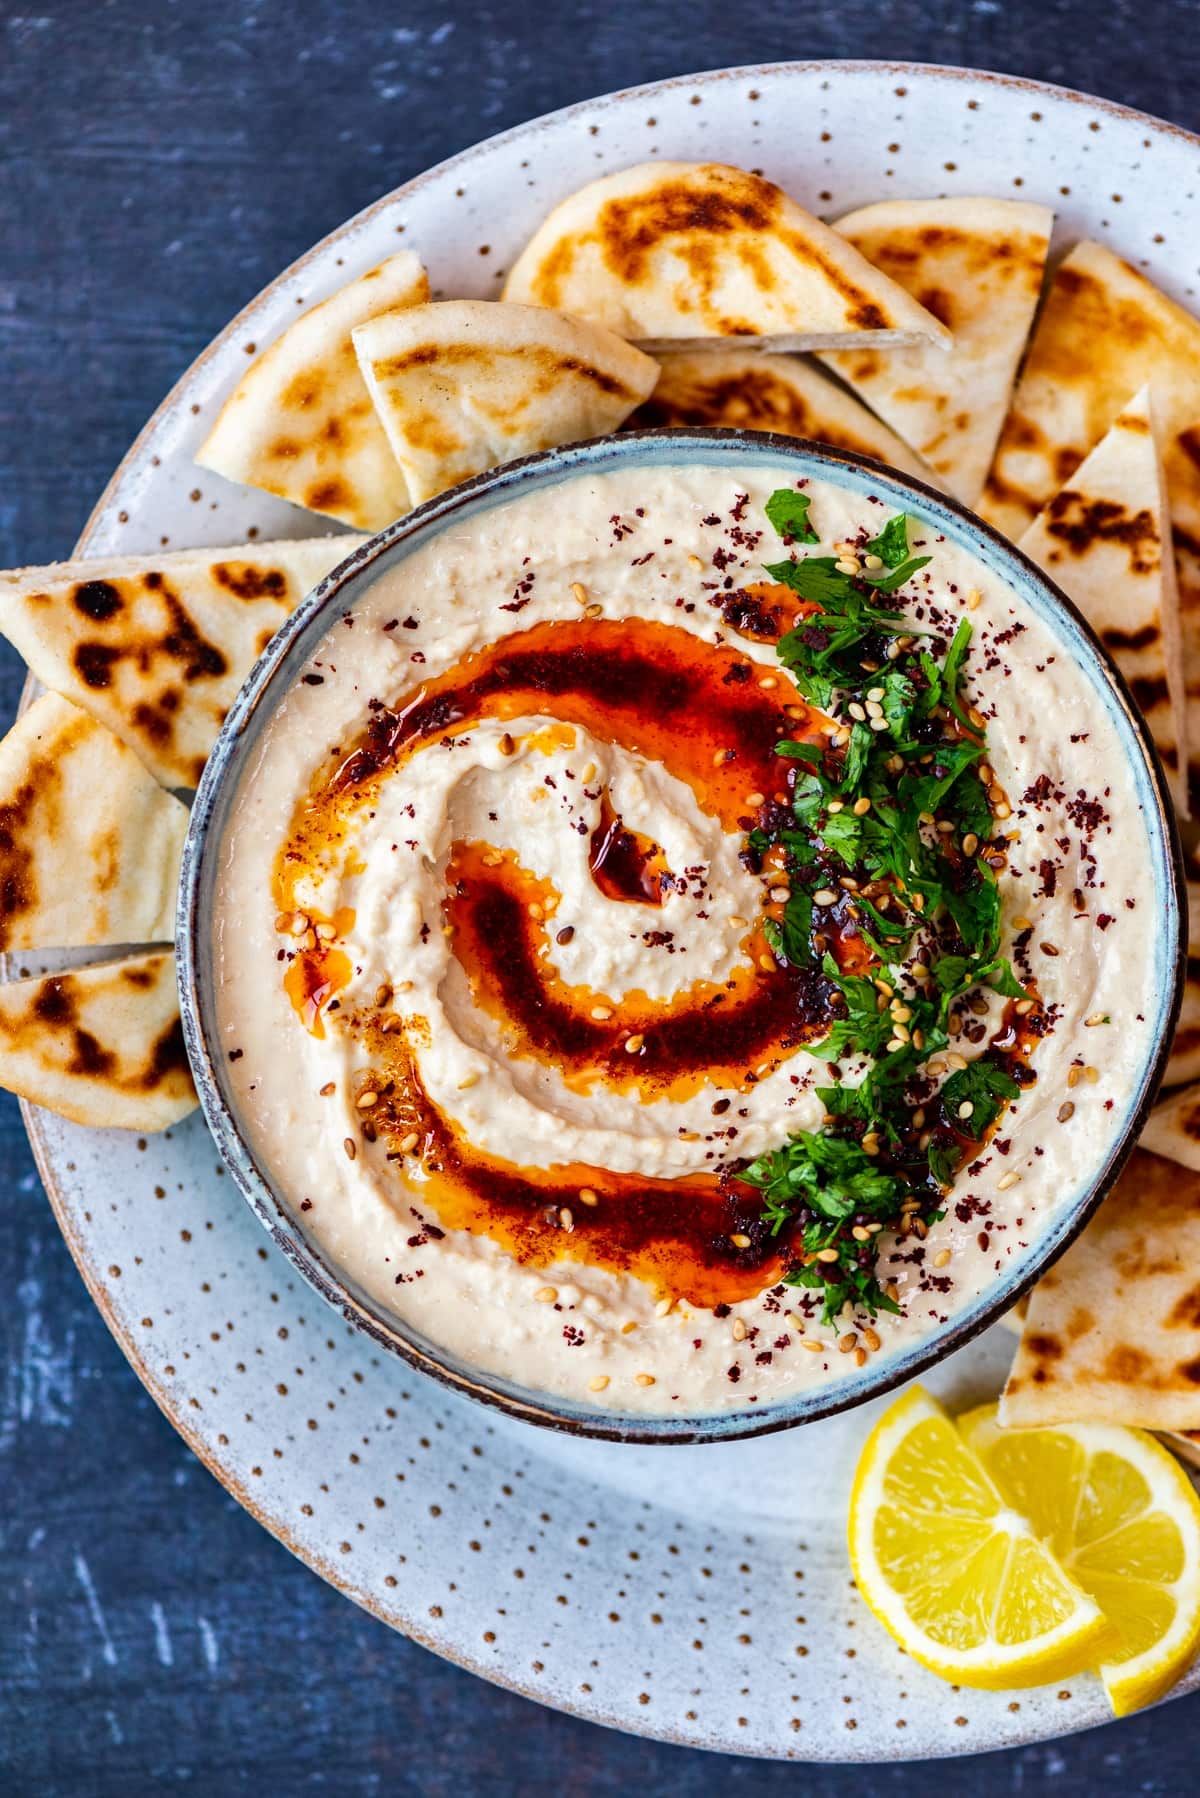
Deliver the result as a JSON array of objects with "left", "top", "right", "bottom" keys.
[{"left": 177, "top": 427, "right": 1186, "bottom": 1445}]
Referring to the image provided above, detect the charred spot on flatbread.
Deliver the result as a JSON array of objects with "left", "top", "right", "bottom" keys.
[
  {"left": 72, "top": 580, "right": 123, "bottom": 622},
  {"left": 211, "top": 562, "right": 289, "bottom": 601},
  {"left": 1039, "top": 493, "right": 1160, "bottom": 574}
]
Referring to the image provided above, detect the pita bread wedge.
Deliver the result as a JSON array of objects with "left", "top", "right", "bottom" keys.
[
  {"left": 0, "top": 535, "right": 359, "bottom": 789},
  {"left": 197, "top": 253, "right": 428, "bottom": 530},
  {"left": 1141, "top": 1082, "right": 1200, "bottom": 1173},
  {"left": 1002, "top": 1148, "right": 1200, "bottom": 1430},
  {"left": 1019, "top": 387, "right": 1188, "bottom": 811},
  {"left": 353, "top": 300, "right": 658, "bottom": 505},
  {"left": 0, "top": 951, "right": 195, "bottom": 1130},
  {"left": 0, "top": 694, "right": 187, "bottom": 950},
  {"left": 630, "top": 348, "right": 940, "bottom": 483},
  {"left": 821, "top": 197, "right": 1051, "bottom": 505},
  {"left": 1168, "top": 890, "right": 1200, "bottom": 1087},
  {"left": 502, "top": 162, "right": 951, "bottom": 354},
  {"left": 978, "top": 241, "right": 1200, "bottom": 799}
]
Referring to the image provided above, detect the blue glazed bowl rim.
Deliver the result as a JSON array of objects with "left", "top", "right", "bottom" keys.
[{"left": 177, "top": 428, "right": 1185, "bottom": 1444}]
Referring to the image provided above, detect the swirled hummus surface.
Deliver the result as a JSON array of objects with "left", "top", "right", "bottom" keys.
[{"left": 214, "top": 462, "right": 1160, "bottom": 1415}]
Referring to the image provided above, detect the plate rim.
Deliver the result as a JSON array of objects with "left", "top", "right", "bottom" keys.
[{"left": 19, "top": 56, "right": 1200, "bottom": 1761}]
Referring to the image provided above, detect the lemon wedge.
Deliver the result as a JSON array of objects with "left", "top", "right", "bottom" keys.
[
  {"left": 849, "top": 1386, "right": 1113, "bottom": 1689},
  {"left": 959, "top": 1403, "right": 1200, "bottom": 1716}
]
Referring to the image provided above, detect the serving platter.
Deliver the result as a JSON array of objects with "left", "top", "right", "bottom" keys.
[{"left": 22, "top": 61, "right": 1200, "bottom": 1759}]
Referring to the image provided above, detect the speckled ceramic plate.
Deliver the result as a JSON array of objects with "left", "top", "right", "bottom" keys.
[{"left": 22, "top": 62, "right": 1200, "bottom": 1760}]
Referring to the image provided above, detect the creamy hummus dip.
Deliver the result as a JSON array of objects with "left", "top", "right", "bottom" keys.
[{"left": 213, "top": 461, "right": 1159, "bottom": 1415}]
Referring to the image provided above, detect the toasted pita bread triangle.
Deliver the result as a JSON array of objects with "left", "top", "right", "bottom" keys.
[
  {"left": 197, "top": 253, "right": 428, "bottom": 530},
  {"left": 1019, "top": 387, "right": 1188, "bottom": 811},
  {"left": 1141, "top": 1082, "right": 1200, "bottom": 1173},
  {"left": 0, "top": 536, "right": 359, "bottom": 789},
  {"left": 1002, "top": 1148, "right": 1200, "bottom": 1429},
  {"left": 0, "top": 951, "right": 195, "bottom": 1130},
  {"left": 1167, "top": 885, "right": 1200, "bottom": 1086},
  {"left": 502, "top": 162, "right": 951, "bottom": 354},
  {"left": 979, "top": 241, "right": 1200, "bottom": 803},
  {"left": 821, "top": 197, "right": 1051, "bottom": 505},
  {"left": 353, "top": 300, "right": 659, "bottom": 505},
  {"left": 0, "top": 694, "right": 188, "bottom": 951},
  {"left": 630, "top": 348, "right": 941, "bottom": 483}
]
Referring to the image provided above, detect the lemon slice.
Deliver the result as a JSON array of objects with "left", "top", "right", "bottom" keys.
[
  {"left": 960, "top": 1403, "right": 1200, "bottom": 1716},
  {"left": 849, "top": 1386, "right": 1113, "bottom": 1689}
]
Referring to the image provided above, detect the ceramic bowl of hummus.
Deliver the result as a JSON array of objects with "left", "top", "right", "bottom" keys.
[{"left": 178, "top": 431, "right": 1183, "bottom": 1442}]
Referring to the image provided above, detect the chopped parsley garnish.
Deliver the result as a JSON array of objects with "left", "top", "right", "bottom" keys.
[
  {"left": 764, "top": 487, "right": 819, "bottom": 544},
  {"left": 736, "top": 491, "right": 1034, "bottom": 1329}
]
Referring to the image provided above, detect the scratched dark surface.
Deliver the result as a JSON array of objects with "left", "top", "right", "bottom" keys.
[{"left": 3, "top": 2, "right": 1200, "bottom": 1791}]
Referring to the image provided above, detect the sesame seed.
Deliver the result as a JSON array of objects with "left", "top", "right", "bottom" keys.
[
  {"left": 997, "top": 1171, "right": 1021, "bottom": 1191},
  {"left": 730, "top": 1233, "right": 751, "bottom": 1249},
  {"left": 655, "top": 1297, "right": 673, "bottom": 1318},
  {"left": 559, "top": 1207, "right": 574, "bottom": 1230},
  {"left": 1084, "top": 1012, "right": 1108, "bottom": 1027},
  {"left": 381, "top": 1013, "right": 404, "bottom": 1034},
  {"left": 343, "top": 1138, "right": 357, "bottom": 1160},
  {"left": 589, "top": 1374, "right": 610, "bottom": 1391},
  {"left": 591, "top": 1005, "right": 613, "bottom": 1020},
  {"left": 498, "top": 732, "right": 515, "bottom": 757},
  {"left": 535, "top": 1285, "right": 558, "bottom": 1303},
  {"left": 816, "top": 1247, "right": 841, "bottom": 1264},
  {"left": 571, "top": 582, "right": 588, "bottom": 604},
  {"left": 457, "top": 1071, "right": 480, "bottom": 1090},
  {"left": 634, "top": 1373, "right": 656, "bottom": 1387},
  {"left": 624, "top": 1034, "right": 645, "bottom": 1054},
  {"left": 732, "top": 1316, "right": 748, "bottom": 1341},
  {"left": 728, "top": 914, "right": 749, "bottom": 929},
  {"left": 933, "top": 1248, "right": 952, "bottom": 1268},
  {"left": 584, "top": 603, "right": 603, "bottom": 619},
  {"left": 356, "top": 1091, "right": 379, "bottom": 1110},
  {"left": 621, "top": 1320, "right": 637, "bottom": 1334},
  {"left": 966, "top": 588, "right": 982, "bottom": 610},
  {"left": 579, "top": 1187, "right": 599, "bottom": 1206},
  {"left": 399, "top": 1131, "right": 420, "bottom": 1154},
  {"left": 1058, "top": 1102, "right": 1075, "bottom": 1123},
  {"left": 319, "top": 1082, "right": 336, "bottom": 1097}
]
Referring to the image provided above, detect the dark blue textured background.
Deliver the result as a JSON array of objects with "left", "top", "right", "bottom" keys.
[{"left": 3, "top": 4, "right": 1199, "bottom": 1790}]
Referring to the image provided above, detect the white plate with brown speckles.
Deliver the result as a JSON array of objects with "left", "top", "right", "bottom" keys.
[{"left": 22, "top": 62, "right": 1200, "bottom": 1760}]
